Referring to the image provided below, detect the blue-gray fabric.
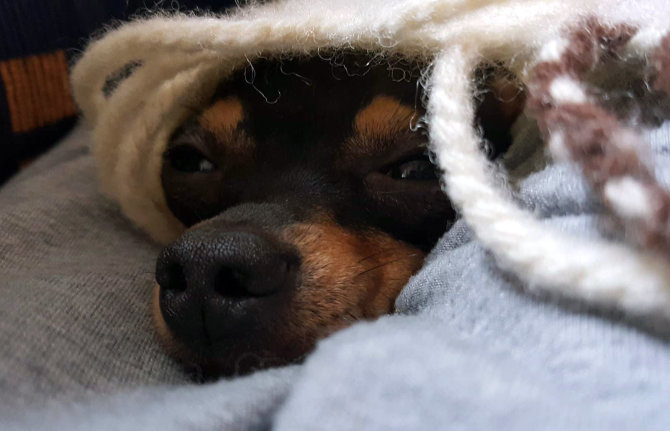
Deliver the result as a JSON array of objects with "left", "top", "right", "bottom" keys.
[{"left": 1, "top": 119, "right": 669, "bottom": 430}]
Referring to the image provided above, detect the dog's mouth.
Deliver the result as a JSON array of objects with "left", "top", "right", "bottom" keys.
[
  {"left": 154, "top": 289, "right": 311, "bottom": 378},
  {"left": 154, "top": 285, "right": 335, "bottom": 378},
  {"left": 160, "top": 308, "right": 310, "bottom": 379}
]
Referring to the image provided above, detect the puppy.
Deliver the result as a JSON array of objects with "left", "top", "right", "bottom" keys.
[{"left": 154, "top": 55, "right": 521, "bottom": 378}]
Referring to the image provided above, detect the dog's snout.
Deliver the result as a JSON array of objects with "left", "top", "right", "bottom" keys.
[
  {"left": 155, "top": 226, "right": 300, "bottom": 348},
  {"left": 157, "top": 228, "right": 299, "bottom": 298}
]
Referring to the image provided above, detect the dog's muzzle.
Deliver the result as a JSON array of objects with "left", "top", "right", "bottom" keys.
[{"left": 155, "top": 208, "right": 301, "bottom": 352}]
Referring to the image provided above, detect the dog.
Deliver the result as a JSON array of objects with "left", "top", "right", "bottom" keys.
[{"left": 153, "top": 55, "right": 523, "bottom": 378}]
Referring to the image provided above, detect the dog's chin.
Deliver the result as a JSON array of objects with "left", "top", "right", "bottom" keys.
[
  {"left": 173, "top": 338, "right": 311, "bottom": 380},
  {"left": 157, "top": 309, "right": 359, "bottom": 379},
  {"left": 152, "top": 293, "right": 327, "bottom": 379}
]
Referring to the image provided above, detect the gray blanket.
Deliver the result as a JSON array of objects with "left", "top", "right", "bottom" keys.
[{"left": 1, "top": 120, "right": 669, "bottom": 430}]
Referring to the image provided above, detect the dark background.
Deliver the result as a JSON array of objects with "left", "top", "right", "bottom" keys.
[{"left": 0, "top": 0, "right": 236, "bottom": 185}]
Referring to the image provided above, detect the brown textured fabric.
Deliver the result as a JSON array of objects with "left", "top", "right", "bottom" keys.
[
  {"left": 0, "top": 50, "right": 76, "bottom": 134},
  {"left": 653, "top": 33, "right": 670, "bottom": 95},
  {"left": 527, "top": 21, "right": 670, "bottom": 257}
]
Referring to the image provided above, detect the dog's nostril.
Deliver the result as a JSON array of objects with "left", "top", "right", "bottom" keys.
[
  {"left": 162, "top": 263, "right": 188, "bottom": 293},
  {"left": 275, "top": 260, "right": 293, "bottom": 285},
  {"left": 214, "top": 267, "right": 250, "bottom": 299},
  {"left": 157, "top": 228, "right": 300, "bottom": 305},
  {"left": 213, "top": 256, "right": 296, "bottom": 299}
]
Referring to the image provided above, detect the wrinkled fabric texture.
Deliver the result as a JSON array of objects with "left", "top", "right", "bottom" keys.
[
  {"left": 5, "top": 366, "right": 296, "bottom": 431},
  {"left": 1, "top": 121, "right": 670, "bottom": 429},
  {"left": 274, "top": 121, "right": 670, "bottom": 431}
]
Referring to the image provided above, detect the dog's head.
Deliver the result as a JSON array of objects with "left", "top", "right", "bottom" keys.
[{"left": 153, "top": 56, "right": 521, "bottom": 377}]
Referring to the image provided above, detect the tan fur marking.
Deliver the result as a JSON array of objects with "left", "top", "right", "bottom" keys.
[
  {"left": 198, "top": 97, "right": 253, "bottom": 152},
  {"left": 281, "top": 221, "right": 424, "bottom": 337},
  {"left": 199, "top": 97, "right": 243, "bottom": 132},
  {"left": 355, "top": 95, "right": 414, "bottom": 137}
]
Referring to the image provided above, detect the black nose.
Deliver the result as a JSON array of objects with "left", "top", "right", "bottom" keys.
[{"left": 155, "top": 226, "right": 300, "bottom": 347}]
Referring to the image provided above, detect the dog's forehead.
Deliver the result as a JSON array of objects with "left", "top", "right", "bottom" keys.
[{"left": 196, "top": 57, "right": 421, "bottom": 156}]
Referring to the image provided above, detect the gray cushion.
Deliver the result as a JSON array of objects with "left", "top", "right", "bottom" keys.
[{"left": 0, "top": 128, "right": 189, "bottom": 411}]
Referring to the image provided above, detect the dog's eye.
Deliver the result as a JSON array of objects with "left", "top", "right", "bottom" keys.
[
  {"left": 166, "top": 145, "right": 216, "bottom": 173},
  {"left": 386, "top": 155, "right": 439, "bottom": 181}
]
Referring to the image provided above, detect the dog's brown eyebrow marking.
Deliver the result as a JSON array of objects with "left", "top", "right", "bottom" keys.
[
  {"left": 198, "top": 96, "right": 256, "bottom": 155},
  {"left": 199, "top": 97, "right": 243, "bottom": 133},
  {"left": 347, "top": 96, "right": 416, "bottom": 158},
  {"left": 355, "top": 96, "right": 415, "bottom": 138},
  {"left": 199, "top": 97, "right": 244, "bottom": 137}
]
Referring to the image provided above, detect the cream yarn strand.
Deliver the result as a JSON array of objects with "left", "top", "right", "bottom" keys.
[{"left": 428, "top": 47, "right": 670, "bottom": 318}]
